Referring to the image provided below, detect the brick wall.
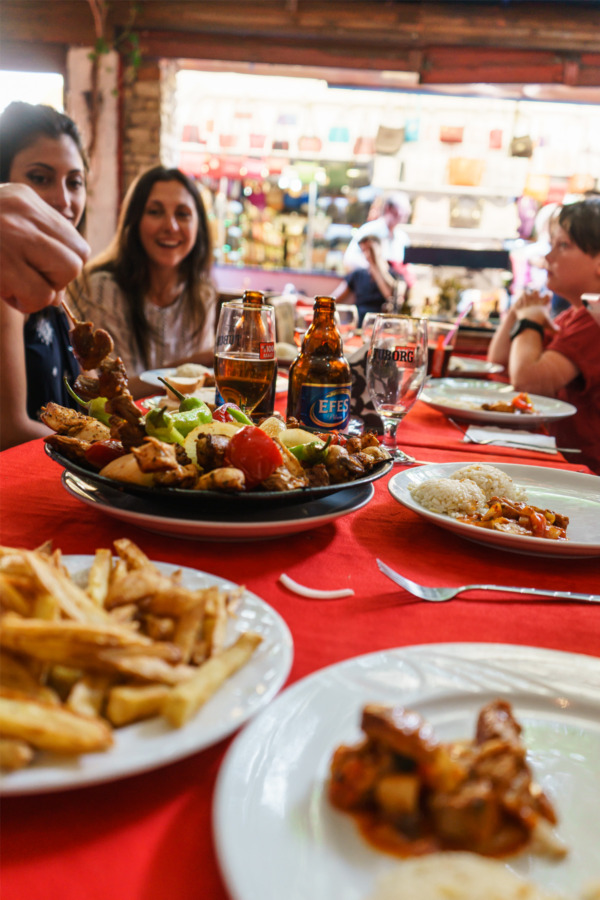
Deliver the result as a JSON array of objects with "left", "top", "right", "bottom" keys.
[{"left": 121, "top": 59, "right": 179, "bottom": 196}]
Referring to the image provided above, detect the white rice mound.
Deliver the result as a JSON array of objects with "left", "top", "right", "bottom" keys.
[
  {"left": 450, "top": 463, "right": 526, "bottom": 503},
  {"left": 409, "top": 477, "right": 486, "bottom": 515},
  {"left": 369, "top": 853, "right": 564, "bottom": 900}
]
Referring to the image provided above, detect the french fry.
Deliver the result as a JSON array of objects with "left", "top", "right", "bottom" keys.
[
  {"left": 0, "top": 650, "right": 60, "bottom": 704},
  {"left": 86, "top": 548, "right": 113, "bottom": 607},
  {"left": 0, "top": 615, "right": 172, "bottom": 668},
  {"left": 0, "top": 737, "right": 35, "bottom": 771},
  {"left": 96, "top": 650, "right": 195, "bottom": 684},
  {"left": 162, "top": 631, "right": 262, "bottom": 727},
  {"left": 0, "top": 575, "right": 32, "bottom": 615},
  {"left": 0, "top": 539, "right": 264, "bottom": 775},
  {"left": 172, "top": 601, "right": 205, "bottom": 663},
  {"left": 106, "top": 684, "right": 170, "bottom": 726},
  {"left": 113, "top": 538, "right": 156, "bottom": 572},
  {"left": 0, "top": 689, "right": 113, "bottom": 753},
  {"left": 203, "top": 589, "right": 228, "bottom": 657},
  {"left": 66, "top": 675, "right": 111, "bottom": 718},
  {"left": 25, "top": 551, "right": 109, "bottom": 623}
]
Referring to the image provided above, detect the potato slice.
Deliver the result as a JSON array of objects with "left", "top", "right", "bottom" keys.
[
  {"left": 0, "top": 689, "right": 113, "bottom": 754},
  {"left": 163, "top": 631, "right": 262, "bottom": 727},
  {"left": 0, "top": 737, "right": 35, "bottom": 771}
]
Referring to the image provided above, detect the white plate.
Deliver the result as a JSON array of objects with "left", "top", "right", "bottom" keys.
[
  {"left": 139, "top": 366, "right": 210, "bottom": 388},
  {"left": 214, "top": 643, "right": 600, "bottom": 900},
  {"left": 421, "top": 378, "right": 576, "bottom": 426},
  {"left": 388, "top": 462, "right": 600, "bottom": 557},
  {"left": 62, "top": 472, "right": 375, "bottom": 541},
  {"left": 139, "top": 367, "right": 288, "bottom": 395},
  {"left": 141, "top": 388, "right": 219, "bottom": 410},
  {"left": 448, "top": 356, "right": 504, "bottom": 377},
  {"left": 0, "top": 557, "right": 293, "bottom": 796}
]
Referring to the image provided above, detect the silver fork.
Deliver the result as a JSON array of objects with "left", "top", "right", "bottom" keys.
[
  {"left": 376, "top": 559, "right": 600, "bottom": 604},
  {"left": 388, "top": 448, "right": 427, "bottom": 466},
  {"left": 447, "top": 417, "right": 581, "bottom": 454}
]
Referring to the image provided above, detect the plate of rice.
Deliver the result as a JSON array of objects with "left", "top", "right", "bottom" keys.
[{"left": 388, "top": 462, "right": 600, "bottom": 557}]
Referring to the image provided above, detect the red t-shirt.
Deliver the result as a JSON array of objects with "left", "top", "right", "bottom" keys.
[{"left": 546, "top": 305, "right": 600, "bottom": 473}]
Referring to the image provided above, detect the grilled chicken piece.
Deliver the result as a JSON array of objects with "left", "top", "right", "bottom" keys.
[
  {"left": 40, "top": 403, "right": 111, "bottom": 442},
  {"left": 106, "top": 390, "right": 143, "bottom": 424},
  {"left": 325, "top": 444, "right": 366, "bottom": 484},
  {"left": 74, "top": 357, "right": 131, "bottom": 404},
  {"left": 195, "top": 434, "right": 230, "bottom": 471},
  {"left": 261, "top": 466, "right": 309, "bottom": 492},
  {"left": 44, "top": 434, "right": 93, "bottom": 464},
  {"left": 130, "top": 439, "right": 199, "bottom": 488},
  {"left": 111, "top": 418, "right": 147, "bottom": 451},
  {"left": 69, "top": 319, "right": 114, "bottom": 370},
  {"left": 329, "top": 738, "right": 397, "bottom": 810},
  {"left": 362, "top": 705, "right": 464, "bottom": 791},
  {"left": 305, "top": 463, "right": 330, "bottom": 487},
  {"left": 196, "top": 467, "right": 245, "bottom": 492},
  {"left": 476, "top": 699, "right": 522, "bottom": 747},
  {"left": 154, "top": 465, "right": 199, "bottom": 489},
  {"left": 131, "top": 438, "right": 181, "bottom": 472}
]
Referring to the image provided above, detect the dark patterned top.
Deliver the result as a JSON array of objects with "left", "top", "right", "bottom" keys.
[{"left": 24, "top": 307, "right": 80, "bottom": 420}]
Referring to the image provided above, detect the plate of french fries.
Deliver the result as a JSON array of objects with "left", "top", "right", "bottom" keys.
[{"left": 0, "top": 539, "right": 293, "bottom": 794}]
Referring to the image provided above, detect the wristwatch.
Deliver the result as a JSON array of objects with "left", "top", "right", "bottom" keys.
[{"left": 510, "top": 318, "right": 545, "bottom": 341}]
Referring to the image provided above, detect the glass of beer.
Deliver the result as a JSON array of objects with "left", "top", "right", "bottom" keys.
[
  {"left": 366, "top": 314, "right": 428, "bottom": 459},
  {"left": 214, "top": 301, "right": 277, "bottom": 416}
]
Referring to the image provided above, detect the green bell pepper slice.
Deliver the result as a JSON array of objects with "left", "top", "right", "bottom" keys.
[
  {"left": 289, "top": 434, "right": 332, "bottom": 464},
  {"left": 144, "top": 406, "right": 184, "bottom": 444},
  {"left": 157, "top": 376, "right": 213, "bottom": 420},
  {"left": 63, "top": 377, "right": 111, "bottom": 426}
]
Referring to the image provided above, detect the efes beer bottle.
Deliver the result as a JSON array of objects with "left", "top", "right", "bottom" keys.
[
  {"left": 215, "top": 289, "right": 277, "bottom": 419},
  {"left": 286, "top": 296, "right": 352, "bottom": 432}
]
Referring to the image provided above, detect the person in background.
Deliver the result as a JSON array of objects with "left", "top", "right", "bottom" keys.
[
  {"left": 0, "top": 183, "right": 89, "bottom": 313},
  {"left": 487, "top": 197, "right": 600, "bottom": 472},
  {"left": 343, "top": 191, "right": 411, "bottom": 274},
  {"left": 0, "top": 102, "right": 88, "bottom": 451},
  {"left": 333, "top": 233, "right": 406, "bottom": 325},
  {"left": 70, "top": 165, "right": 217, "bottom": 399}
]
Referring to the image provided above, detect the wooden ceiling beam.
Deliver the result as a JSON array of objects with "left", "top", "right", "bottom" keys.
[{"left": 2, "top": 1, "right": 600, "bottom": 86}]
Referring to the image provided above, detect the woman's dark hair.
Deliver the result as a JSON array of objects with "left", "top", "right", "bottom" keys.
[
  {"left": 88, "top": 165, "right": 215, "bottom": 369},
  {"left": 558, "top": 197, "right": 600, "bottom": 257},
  {"left": 0, "top": 101, "right": 88, "bottom": 231}
]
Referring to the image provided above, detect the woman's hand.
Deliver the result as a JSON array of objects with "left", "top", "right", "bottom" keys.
[{"left": 0, "top": 184, "right": 90, "bottom": 314}]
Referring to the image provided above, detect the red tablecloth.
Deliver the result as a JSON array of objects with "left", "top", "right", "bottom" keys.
[{"left": 1, "top": 415, "right": 598, "bottom": 900}]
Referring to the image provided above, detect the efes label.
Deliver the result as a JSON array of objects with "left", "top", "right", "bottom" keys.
[
  {"left": 372, "top": 346, "right": 415, "bottom": 363},
  {"left": 299, "top": 383, "right": 351, "bottom": 431}
]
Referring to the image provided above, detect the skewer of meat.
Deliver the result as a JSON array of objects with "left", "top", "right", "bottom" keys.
[
  {"left": 61, "top": 298, "right": 114, "bottom": 370},
  {"left": 61, "top": 300, "right": 145, "bottom": 447}
]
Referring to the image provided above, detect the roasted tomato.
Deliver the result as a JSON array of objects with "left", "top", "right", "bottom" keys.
[
  {"left": 212, "top": 403, "right": 253, "bottom": 425},
  {"left": 511, "top": 392, "right": 534, "bottom": 412},
  {"left": 225, "top": 425, "right": 283, "bottom": 488},
  {"left": 314, "top": 430, "right": 348, "bottom": 447},
  {"left": 85, "top": 440, "right": 127, "bottom": 469}
]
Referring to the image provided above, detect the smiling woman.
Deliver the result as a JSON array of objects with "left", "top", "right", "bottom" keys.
[
  {"left": 69, "top": 166, "right": 217, "bottom": 399},
  {"left": 0, "top": 101, "right": 88, "bottom": 450}
]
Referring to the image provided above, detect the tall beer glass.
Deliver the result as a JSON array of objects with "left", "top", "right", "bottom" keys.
[
  {"left": 214, "top": 301, "right": 277, "bottom": 416},
  {"left": 366, "top": 314, "right": 428, "bottom": 459}
]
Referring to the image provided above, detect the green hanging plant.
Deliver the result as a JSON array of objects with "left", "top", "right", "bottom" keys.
[{"left": 84, "top": 1, "right": 142, "bottom": 156}]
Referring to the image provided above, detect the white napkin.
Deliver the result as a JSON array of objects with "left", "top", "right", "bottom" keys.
[{"left": 465, "top": 426, "right": 557, "bottom": 453}]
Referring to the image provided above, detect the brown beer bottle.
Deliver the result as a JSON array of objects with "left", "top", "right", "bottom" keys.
[
  {"left": 286, "top": 296, "right": 352, "bottom": 432},
  {"left": 215, "top": 289, "right": 277, "bottom": 419}
]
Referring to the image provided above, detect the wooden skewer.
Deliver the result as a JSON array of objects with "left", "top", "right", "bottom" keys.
[{"left": 61, "top": 297, "right": 78, "bottom": 327}]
